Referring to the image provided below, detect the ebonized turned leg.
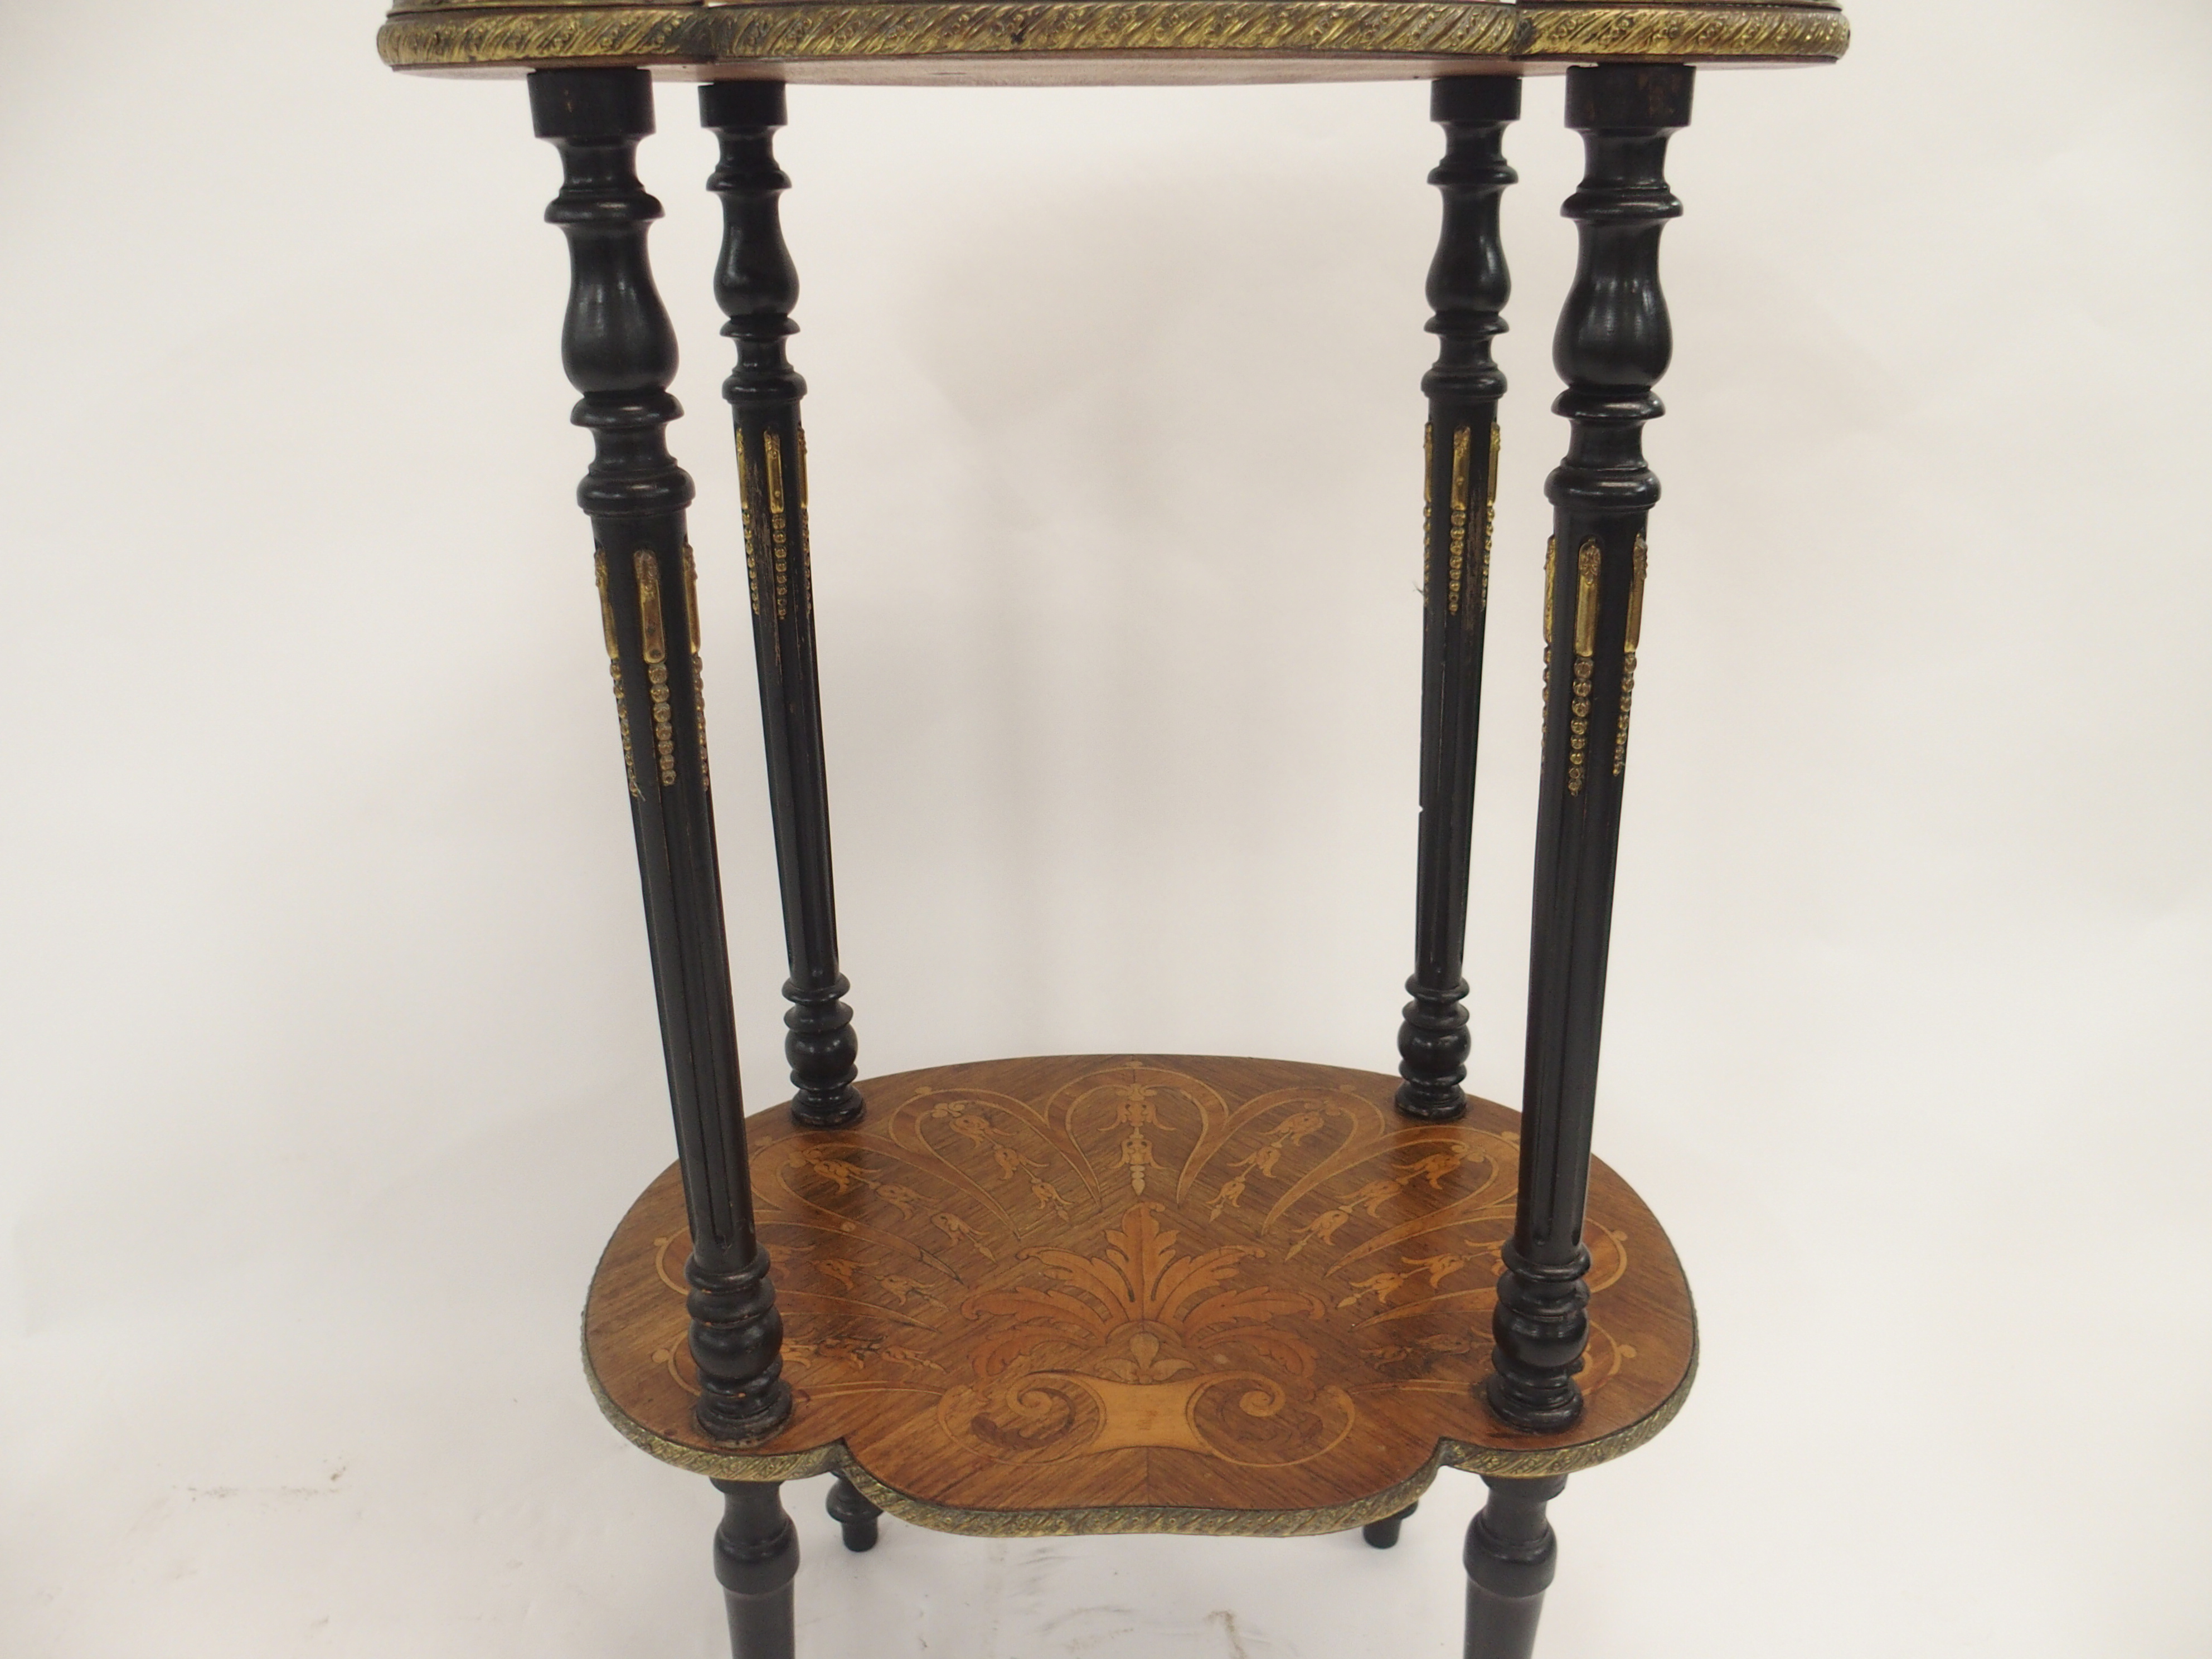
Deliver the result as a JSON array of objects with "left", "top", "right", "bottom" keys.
[
  {"left": 714, "top": 1479, "right": 799, "bottom": 1659},
  {"left": 529, "top": 67, "right": 788, "bottom": 1445},
  {"left": 1397, "top": 75, "right": 1520, "bottom": 1123},
  {"left": 826, "top": 1471, "right": 882, "bottom": 1552},
  {"left": 1488, "top": 64, "right": 1694, "bottom": 1433},
  {"left": 700, "top": 82, "right": 862, "bottom": 1130},
  {"left": 1362, "top": 1499, "right": 1419, "bottom": 1549},
  {"left": 1464, "top": 1476, "right": 1565, "bottom": 1659}
]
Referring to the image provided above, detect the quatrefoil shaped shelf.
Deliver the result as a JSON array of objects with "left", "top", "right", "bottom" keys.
[{"left": 585, "top": 1055, "right": 1695, "bottom": 1537}]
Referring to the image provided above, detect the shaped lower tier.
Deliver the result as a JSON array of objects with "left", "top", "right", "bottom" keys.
[{"left": 584, "top": 1053, "right": 1695, "bottom": 1536}]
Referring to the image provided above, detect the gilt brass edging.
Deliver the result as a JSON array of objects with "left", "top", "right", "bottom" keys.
[
  {"left": 380, "top": 4, "right": 1847, "bottom": 75},
  {"left": 391, "top": 0, "right": 1838, "bottom": 11},
  {"left": 581, "top": 1297, "right": 1697, "bottom": 1537}
]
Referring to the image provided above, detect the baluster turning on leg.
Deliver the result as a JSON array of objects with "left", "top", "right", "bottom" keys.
[
  {"left": 1487, "top": 64, "right": 1692, "bottom": 1433},
  {"left": 715, "top": 1481, "right": 799, "bottom": 1659},
  {"left": 701, "top": 82, "right": 863, "bottom": 1130},
  {"left": 1463, "top": 1475, "right": 1566, "bottom": 1659},
  {"left": 530, "top": 68, "right": 789, "bottom": 1445},
  {"left": 1396, "top": 75, "right": 1519, "bottom": 1123}
]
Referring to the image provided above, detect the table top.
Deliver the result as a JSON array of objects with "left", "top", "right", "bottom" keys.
[{"left": 379, "top": 0, "right": 1849, "bottom": 85}]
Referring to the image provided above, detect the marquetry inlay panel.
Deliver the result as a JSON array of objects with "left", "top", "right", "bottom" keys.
[{"left": 584, "top": 1054, "right": 1695, "bottom": 1535}]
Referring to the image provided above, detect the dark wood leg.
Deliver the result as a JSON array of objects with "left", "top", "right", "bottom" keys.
[
  {"left": 1397, "top": 75, "right": 1519, "bottom": 1123},
  {"left": 1463, "top": 1476, "right": 1565, "bottom": 1659},
  {"left": 1487, "top": 64, "right": 1694, "bottom": 1433},
  {"left": 530, "top": 67, "right": 788, "bottom": 1446},
  {"left": 714, "top": 1479, "right": 799, "bottom": 1659},
  {"left": 1362, "top": 1499, "right": 1419, "bottom": 1549},
  {"left": 826, "top": 1471, "right": 882, "bottom": 1552},
  {"left": 700, "top": 81, "right": 862, "bottom": 1131}
]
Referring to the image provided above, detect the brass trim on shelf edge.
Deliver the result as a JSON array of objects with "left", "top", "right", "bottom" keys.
[
  {"left": 392, "top": 0, "right": 1837, "bottom": 11},
  {"left": 395, "top": 0, "right": 704, "bottom": 10},
  {"left": 579, "top": 1307, "right": 1698, "bottom": 1537},
  {"left": 378, "top": 4, "right": 1847, "bottom": 74}
]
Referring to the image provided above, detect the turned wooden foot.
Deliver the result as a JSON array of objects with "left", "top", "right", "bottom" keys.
[
  {"left": 1363, "top": 1501, "right": 1419, "bottom": 1549},
  {"left": 826, "top": 1472, "right": 882, "bottom": 1552}
]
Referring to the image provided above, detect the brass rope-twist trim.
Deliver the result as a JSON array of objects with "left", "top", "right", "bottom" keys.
[
  {"left": 596, "top": 549, "right": 642, "bottom": 800},
  {"left": 1613, "top": 533, "right": 1645, "bottom": 777},
  {"left": 1567, "top": 538, "right": 1598, "bottom": 795},
  {"left": 683, "top": 544, "right": 711, "bottom": 790},
  {"left": 636, "top": 550, "right": 678, "bottom": 788},
  {"left": 380, "top": 5, "right": 1851, "bottom": 76},
  {"left": 1447, "top": 424, "right": 1472, "bottom": 617}
]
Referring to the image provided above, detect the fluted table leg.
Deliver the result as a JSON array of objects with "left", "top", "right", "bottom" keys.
[
  {"left": 701, "top": 81, "right": 862, "bottom": 1130},
  {"left": 1397, "top": 75, "right": 1520, "bottom": 1123},
  {"left": 528, "top": 67, "right": 788, "bottom": 1447},
  {"left": 1487, "top": 63, "right": 1694, "bottom": 1437}
]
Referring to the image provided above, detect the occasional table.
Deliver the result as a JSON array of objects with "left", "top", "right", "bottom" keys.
[{"left": 373, "top": 6, "right": 1847, "bottom": 1655}]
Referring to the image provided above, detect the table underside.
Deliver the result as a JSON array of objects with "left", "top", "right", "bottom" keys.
[
  {"left": 380, "top": 1, "right": 1847, "bottom": 83},
  {"left": 584, "top": 1055, "right": 1696, "bottom": 1537}
]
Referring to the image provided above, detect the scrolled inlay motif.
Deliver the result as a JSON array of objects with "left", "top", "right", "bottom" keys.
[{"left": 584, "top": 1055, "right": 1695, "bottom": 1531}]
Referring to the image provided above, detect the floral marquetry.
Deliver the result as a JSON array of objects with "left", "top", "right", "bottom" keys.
[{"left": 584, "top": 1055, "right": 1695, "bottom": 1536}]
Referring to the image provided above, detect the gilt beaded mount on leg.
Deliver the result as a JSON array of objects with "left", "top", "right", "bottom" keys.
[{"left": 378, "top": 8, "right": 1845, "bottom": 1654}]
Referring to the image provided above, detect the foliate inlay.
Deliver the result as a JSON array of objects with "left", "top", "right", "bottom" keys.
[
  {"left": 635, "top": 549, "right": 679, "bottom": 788},
  {"left": 583, "top": 1055, "right": 1696, "bottom": 1527},
  {"left": 596, "top": 549, "right": 642, "bottom": 799},
  {"left": 1613, "top": 534, "right": 1645, "bottom": 778}
]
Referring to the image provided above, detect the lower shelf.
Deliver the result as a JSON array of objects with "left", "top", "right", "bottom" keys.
[{"left": 584, "top": 1054, "right": 1695, "bottom": 1537}]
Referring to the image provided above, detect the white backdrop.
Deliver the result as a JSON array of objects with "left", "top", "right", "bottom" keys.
[{"left": 3, "top": 2, "right": 2210, "bottom": 1655}]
